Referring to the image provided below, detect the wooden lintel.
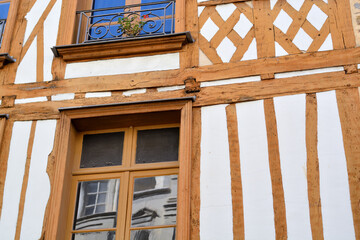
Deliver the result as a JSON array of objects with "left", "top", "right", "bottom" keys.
[
  {"left": 52, "top": 32, "right": 194, "bottom": 62},
  {"left": 2, "top": 71, "right": 360, "bottom": 120},
  {"left": 196, "top": 47, "right": 360, "bottom": 82},
  {"left": 3, "top": 47, "right": 360, "bottom": 100}
]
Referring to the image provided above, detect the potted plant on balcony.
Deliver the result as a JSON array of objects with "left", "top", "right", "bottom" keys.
[{"left": 118, "top": 14, "right": 149, "bottom": 38}]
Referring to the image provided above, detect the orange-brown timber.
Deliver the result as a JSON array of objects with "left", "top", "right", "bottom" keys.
[
  {"left": 190, "top": 107, "right": 201, "bottom": 240},
  {"left": 306, "top": 93, "right": 324, "bottom": 240},
  {"left": 263, "top": 98, "right": 287, "bottom": 240},
  {"left": 225, "top": 104, "right": 245, "bottom": 240},
  {"left": 253, "top": 0, "right": 275, "bottom": 58},
  {"left": 2, "top": 70, "right": 360, "bottom": 121},
  {"left": 0, "top": 120, "right": 13, "bottom": 217},
  {"left": 37, "top": 26, "right": 44, "bottom": 83},
  {"left": 336, "top": 88, "right": 360, "bottom": 239}
]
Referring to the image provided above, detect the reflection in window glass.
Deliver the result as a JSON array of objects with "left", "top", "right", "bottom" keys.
[
  {"left": 73, "top": 179, "right": 120, "bottom": 230},
  {"left": 73, "top": 231, "right": 115, "bottom": 240},
  {"left": 135, "top": 128, "right": 179, "bottom": 164},
  {"left": 131, "top": 175, "right": 178, "bottom": 228},
  {"left": 130, "top": 227, "right": 176, "bottom": 240}
]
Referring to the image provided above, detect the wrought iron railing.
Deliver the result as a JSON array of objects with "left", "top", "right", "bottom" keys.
[
  {"left": 0, "top": 19, "right": 6, "bottom": 47},
  {"left": 76, "top": 1, "right": 175, "bottom": 44}
]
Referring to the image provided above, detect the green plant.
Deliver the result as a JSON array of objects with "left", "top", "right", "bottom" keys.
[{"left": 118, "top": 14, "right": 148, "bottom": 37}]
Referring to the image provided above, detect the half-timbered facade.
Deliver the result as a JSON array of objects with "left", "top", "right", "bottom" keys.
[{"left": 0, "top": 0, "right": 359, "bottom": 239}]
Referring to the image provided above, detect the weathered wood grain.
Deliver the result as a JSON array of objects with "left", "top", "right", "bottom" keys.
[
  {"left": 225, "top": 104, "right": 245, "bottom": 240},
  {"left": 306, "top": 93, "right": 324, "bottom": 240}
]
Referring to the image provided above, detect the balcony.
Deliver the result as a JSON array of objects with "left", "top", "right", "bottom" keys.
[
  {"left": 52, "top": 1, "right": 194, "bottom": 62},
  {"left": 76, "top": 1, "right": 176, "bottom": 43}
]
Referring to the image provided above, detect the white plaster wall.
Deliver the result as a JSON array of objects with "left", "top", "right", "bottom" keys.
[
  {"left": 15, "top": 37, "right": 37, "bottom": 84},
  {"left": 15, "top": 96, "right": 47, "bottom": 104},
  {"left": 123, "top": 89, "right": 146, "bottom": 97},
  {"left": 241, "top": 39, "right": 257, "bottom": 61},
  {"left": 275, "top": 67, "right": 343, "bottom": 79},
  {"left": 51, "top": 93, "right": 75, "bottom": 101},
  {"left": 235, "top": 100, "right": 275, "bottom": 240},
  {"left": 317, "top": 91, "right": 356, "bottom": 240},
  {"left": 85, "top": 92, "right": 111, "bottom": 98},
  {"left": 0, "top": 122, "right": 32, "bottom": 240},
  {"left": 274, "top": 94, "right": 312, "bottom": 240},
  {"left": 43, "top": 0, "right": 62, "bottom": 81},
  {"left": 200, "top": 105, "right": 233, "bottom": 240},
  {"left": 23, "top": 0, "right": 51, "bottom": 45},
  {"left": 200, "top": 76, "right": 260, "bottom": 87},
  {"left": 65, "top": 53, "right": 180, "bottom": 79},
  {"left": 20, "top": 120, "right": 57, "bottom": 240}
]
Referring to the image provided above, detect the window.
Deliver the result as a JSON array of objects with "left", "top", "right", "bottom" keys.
[
  {"left": 76, "top": 0, "right": 177, "bottom": 43},
  {"left": 0, "top": 0, "right": 9, "bottom": 46},
  {"left": 46, "top": 99, "right": 192, "bottom": 240},
  {"left": 52, "top": 0, "right": 191, "bottom": 61}
]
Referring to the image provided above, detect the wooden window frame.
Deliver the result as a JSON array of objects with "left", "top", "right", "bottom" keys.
[
  {"left": 52, "top": 0, "right": 191, "bottom": 62},
  {"left": 46, "top": 99, "right": 192, "bottom": 240},
  {"left": 0, "top": 0, "right": 18, "bottom": 67}
]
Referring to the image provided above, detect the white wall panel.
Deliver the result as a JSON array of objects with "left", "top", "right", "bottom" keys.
[
  {"left": 0, "top": 121, "right": 32, "bottom": 240},
  {"left": 15, "top": 38, "right": 37, "bottom": 84},
  {"left": 20, "top": 120, "right": 57, "bottom": 240},
  {"left": 23, "top": 0, "right": 51, "bottom": 44},
  {"left": 274, "top": 94, "right": 312, "bottom": 240},
  {"left": 43, "top": 0, "right": 62, "bottom": 81},
  {"left": 65, "top": 53, "right": 179, "bottom": 79},
  {"left": 317, "top": 91, "right": 355, "bottom": 240},
  {"left": 200, "top": 105, "right": 233, "bottom": 240},
  {"left": 236, "top": 100, "right": 275, "bottom": 240}
]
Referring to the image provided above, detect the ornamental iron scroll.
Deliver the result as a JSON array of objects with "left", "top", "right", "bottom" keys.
[{"left": 76, "top": 1, "right": 175, "bottom": 44}]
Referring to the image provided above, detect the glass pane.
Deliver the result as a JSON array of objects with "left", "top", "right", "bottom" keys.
[
  {"left": 131, "top": 175, "right": 178, "bottom": 228},
  {"left": 74, "top": 179, "right": 120, "bottom": 230},
  {"left": 135, "top": 128, "right": 179, "bottom": 164},
  {"left": 80, "top": 132, "right": 124, "bottom": 168},
  {"left": 130, "top": 227, "right": 176, "bottom": 240},
  {"left": 73, "top": 231, "right": 115, "bottom": 240},
  {"left": 0, "top": 3, "right": 10, "bottom": 20}
]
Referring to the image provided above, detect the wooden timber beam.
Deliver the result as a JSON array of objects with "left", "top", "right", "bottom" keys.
[
  {"left": 1, "top": 47, "right": 359, "bottom": 99},
  {"left": 1, "top": 70, "right": 359, "bottom": 121}
]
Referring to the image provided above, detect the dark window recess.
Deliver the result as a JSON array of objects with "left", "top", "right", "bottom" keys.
[
  {"left": 80, "top": 132, "right": 125, "bottom": 168},
  {"left": 135, "top": 127, "right": 179, "bottom": 164}
]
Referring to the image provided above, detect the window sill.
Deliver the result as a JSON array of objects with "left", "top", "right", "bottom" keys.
[
  {"left": 52, "top": 32, "right": 194, "bottom": 62},
  {"left": 0, "top": 53, "right": 15, "bottom": 68}
]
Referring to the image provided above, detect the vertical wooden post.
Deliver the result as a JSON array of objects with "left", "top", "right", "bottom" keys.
[
  {"left": 306, "top": 93, "right": 324, "bottom": 240},
  {"left": 226, "top": 104, "right": 245, "bottom": 240},
  {"left": 252, "top": 0, "right": 275, "bottom": 58},
  {"left": 336, "top": 88, "right": 360, "bottom": 239}
]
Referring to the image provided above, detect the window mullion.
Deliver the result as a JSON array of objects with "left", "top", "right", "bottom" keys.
[{"left": 116, "top": 171, "right": 131, "bottom": 240}]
